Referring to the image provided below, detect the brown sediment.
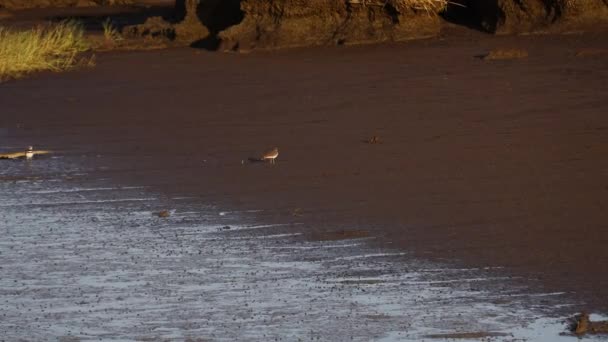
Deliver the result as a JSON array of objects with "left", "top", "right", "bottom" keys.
[
  {"left": 481, "top": 47, "right": 528, "bottom": 60},
  {"left": 1, "top": 28, "right": 607, "bottom": 313}
]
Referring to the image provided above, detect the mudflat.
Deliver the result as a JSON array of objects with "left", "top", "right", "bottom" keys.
[{"left": 2, "top": 27, "right": 607, "bottom": 312}]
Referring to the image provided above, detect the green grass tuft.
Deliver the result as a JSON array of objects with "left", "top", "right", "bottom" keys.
[{"left": 0, "top": 20, "right": 90, "bottom": 81}]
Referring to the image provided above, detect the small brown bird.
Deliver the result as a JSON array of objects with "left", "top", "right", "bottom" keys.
[{"left": 261, "top": 147, "right": 279, "bottom": 164}]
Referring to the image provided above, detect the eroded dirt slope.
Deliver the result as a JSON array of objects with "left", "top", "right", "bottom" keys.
[
  {"left": 218, "top": 0, "right": 443, "bottom": 51},
  {"left": 470, "top": 0, "right": 608, "bottom": 34}
]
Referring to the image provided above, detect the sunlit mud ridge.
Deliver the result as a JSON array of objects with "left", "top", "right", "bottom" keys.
[
  {"left": 215, "top": 0, "right": 445, "bottom": 51},
  {"left": 1, "top": 152, "right": 606, "bottom": 341}
]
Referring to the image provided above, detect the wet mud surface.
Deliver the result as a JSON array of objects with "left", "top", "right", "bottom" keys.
[
  {"left": 1, "top": 27, "right": 608, "bottom": 339},
  {"left": 1, "top": 155, "right": 605, "bottom": 341}
]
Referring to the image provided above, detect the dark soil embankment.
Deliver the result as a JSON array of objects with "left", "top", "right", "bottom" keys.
[
  {"left": 468, "top": 0, "right": 608, "bottom": 34},
  {"left": 3, "top": 0, "right": 607, "bottom": 50},
  {"left": 217, "top": 0, "right": 443, "bottom": 51},
  {"left": 178, "top": 0, "right": 608, "bottom": 50},
  {"left": 0, "top": 0, "right": 138, "bottom": 10}
]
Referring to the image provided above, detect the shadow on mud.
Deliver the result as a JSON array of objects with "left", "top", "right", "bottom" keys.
[
  {"left": 440, "top": 0, "right": 487, "bottom": 32},
  {"left": 182, "top": 0, "right": 244, "bottom": 50},
  {"left": 3, "top": 4, "right": 177, "bottom": 33}
]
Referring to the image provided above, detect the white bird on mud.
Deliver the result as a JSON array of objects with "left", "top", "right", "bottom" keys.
[
  {"left": 0, "top": 146, "right": 51, "bottom": 160},
  {"left": 25, "top": 146, "right": 34, "bottom": 159}
]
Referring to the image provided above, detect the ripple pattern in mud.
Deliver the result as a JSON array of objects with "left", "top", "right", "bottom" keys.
[{"left": 0, "top": 158, "right": 599, "bottom": 341}]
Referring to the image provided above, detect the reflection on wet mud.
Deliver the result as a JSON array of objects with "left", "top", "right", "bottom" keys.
[{"left": 0, "top": 156, "right": 604, "bottom": 341}]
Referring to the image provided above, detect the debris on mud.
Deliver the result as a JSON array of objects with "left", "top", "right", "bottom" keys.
[
  {"left": 425, "top": 331, "right": 509, "bottom": 339},
  {"left": 481, "top": 48, "right": 528, "bottom": 60},
  {"left": 576, "top": 48, "right": 608, "bottom": 57},
  {"left": 365, "top": 136, "right": 382, "bottom": 144},
  {"left": 571, "top": 312, "right": 608, "bottom": 335},
  {"left": 122, "top": 0, "right": 208, "bottom": 45},
  {"left": 123, "top": 16, "right": 176, "bottom": 41},
  {"left": 157, "top": 210, "right": 171, "bottom": 218},
  {"left": 310, "top": 229, "right": 370, "bottom": 241},
  {"left": 0, "top": 175, "right": 41, "bottom": 182}
]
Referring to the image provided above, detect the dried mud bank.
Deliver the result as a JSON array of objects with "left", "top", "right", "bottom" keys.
[
  {"left": 157, "top": 0, "right": 445, "bottom": 51},
  {"left": 3, "top": 0, "right": 607, "bottom": 51},
  {"left": 217, "top": 0, "right": 443, "bottom": 51},
  {"left": 173, "top": 0, "right": 608, "bottom": 51},
  {"left": 0, "top": 0, "right": 137, "bottom": 10},
  {"left": 468, "top": 0, "right": 608, "bottom": 34}
]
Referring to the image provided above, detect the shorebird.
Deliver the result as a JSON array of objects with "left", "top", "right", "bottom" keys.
[
  {"left": 25, "top": 146, "right": 34, "bottom": 159},
  {"left": 261, "top": 147, "right": 279, "bottom": 164},
  {"left": 0, "top": 146, "right": 52, "bottom": 160},
  {"left": 0, "top": 146, "right": 51, "bottom": 160}
]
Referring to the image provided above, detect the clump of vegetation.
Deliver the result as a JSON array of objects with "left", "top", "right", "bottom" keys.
[
  {"left": 482, "top": 48, "right": 529, "bottom": 60},
  {"left": 576, "top": 48, "right": 607, "bottom": 57},
  {"left": 571, "top": 312, "right": 608, "bottom": 335},
  {"left": 0, "top": 20, "right": 90, "bottom": 81},
  {"left": 102, "top": 18, "right": 122, "bottom": 43},
  {"left": 348, "top": 0, "right": 450, "bottom": 12},
  {"left": 157, "top": 210, "right": 171, "bottom": 218},
  {"left": 406, "top": 0, "right": 450, "bottom": 12}
]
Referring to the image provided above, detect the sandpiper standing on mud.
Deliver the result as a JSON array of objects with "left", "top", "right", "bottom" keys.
[{"left": 262, "top": 147, "right": 279, "bottom": 164}]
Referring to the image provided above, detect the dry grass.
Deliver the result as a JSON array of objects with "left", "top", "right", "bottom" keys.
[
  {"left": 0, "top": 21, "right": 90, "bottom": 81},
  {"left": 404, "top": 0, "right": 451, "bottom": 12},
  {"left": 575, "top": 48, "right": 607, "bottom": 57},
  {"left": 348, "top": 0, "right": 450, "bottom": 12},
  {"left": 102, "top": 18, "right": 123, "bottom": 43},
  {"left": 482, "top": 48, "right": 528, "bottom": 60}
]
